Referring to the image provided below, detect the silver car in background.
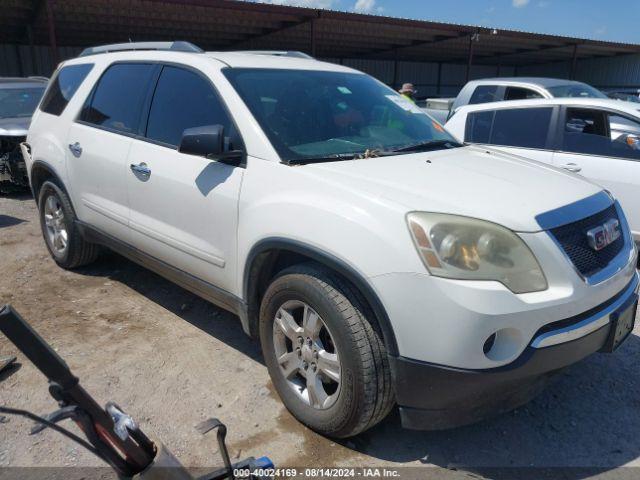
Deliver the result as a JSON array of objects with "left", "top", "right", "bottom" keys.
[
  {"left": 0, "top": 77, "right": 47, "bottom": 193},
  {"left": 424, "top": 77, "right": 608, "bottom": 123}
]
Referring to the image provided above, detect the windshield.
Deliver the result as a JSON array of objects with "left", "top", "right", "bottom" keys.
[
  {"left": 546, "top": 83, "right": 606, "bottom": 99},
  {"left": 0, "top": 87, "right": 45, "bottom": 119},
  {"left": 223, "top": 68, "right": 458, "bottom": 163}
]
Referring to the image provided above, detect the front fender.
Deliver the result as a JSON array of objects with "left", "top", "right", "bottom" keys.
[
  {"left": 243, "top": 236, "right": 400, "bottom": 355},
  {"left": 237, "top": 158, "right": 425, "bottom": 355}
]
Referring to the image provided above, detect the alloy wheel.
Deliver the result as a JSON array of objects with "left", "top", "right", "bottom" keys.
[
  {"left": 43, "top": 194, "right": 68, "bottom": 254},
  {"left": 272, "top": 300, "right": 341, "bottom": 409}
]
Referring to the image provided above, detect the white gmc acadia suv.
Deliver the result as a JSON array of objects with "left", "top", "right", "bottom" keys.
[{"left": 22, "top": 42, "right": 639, "bottom": 438}]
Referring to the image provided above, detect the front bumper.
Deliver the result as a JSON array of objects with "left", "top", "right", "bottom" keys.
[
  {"left": 391, "top": 275, "right": 639, "bottom": 430},
  {"left": 370, "top": 233, "right": 637, "bottom": 370}
]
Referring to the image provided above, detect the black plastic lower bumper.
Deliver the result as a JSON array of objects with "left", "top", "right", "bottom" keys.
[{"left": 390, "top": 322, "right": 612, "bottom": 430}]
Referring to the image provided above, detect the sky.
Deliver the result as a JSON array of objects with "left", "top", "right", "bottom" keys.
[{"left": 248, "top": 0, "right": 640, "bottom": 44}]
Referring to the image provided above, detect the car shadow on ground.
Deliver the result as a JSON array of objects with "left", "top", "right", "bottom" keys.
[
  {"left": 77, "top": 252, "right": 263, "bottom": 365},
  {"left": 77, "top": 253, "right": 639, "bottom": 478},
  {"left": 0, "top": 214, "right": 26, "bottom": 228},
  {"left": 0, "top": 192, "right": 32, "bottom": 229},
  {"left": 0, "top": 191, "right": 32, "bottom": 200}
]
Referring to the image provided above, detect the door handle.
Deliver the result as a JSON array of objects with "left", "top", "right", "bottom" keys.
[
  {"left": 68, "top": 142, "right": 82, "bottom": 158},
  {"left": 559, "top": 162, "right": 582, "bottom": 173},
  {"left": 130, "top": 162, "right": 151, "bottom": 177}
]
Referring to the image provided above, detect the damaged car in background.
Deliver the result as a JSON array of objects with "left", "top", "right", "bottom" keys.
[{"left": 0, "top": 76, "right": 47, "bottom": 193}]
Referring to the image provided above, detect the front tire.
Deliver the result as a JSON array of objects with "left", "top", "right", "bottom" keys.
[
  {"left": 38, "top": 180, "right": 99, "bottom": 269},
  {"left": 259, "top": 263, "right": 394, "bottom": 438}
]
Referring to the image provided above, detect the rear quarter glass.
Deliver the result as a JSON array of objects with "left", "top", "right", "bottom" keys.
[{"left": 40, "top": 63, "right": 94, "bottom": 116}]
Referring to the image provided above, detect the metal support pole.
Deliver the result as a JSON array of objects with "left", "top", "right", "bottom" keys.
[
  {"left": 310, "top": 17, "right": 317, "bottom": 57},
  {"left": 392, "top": 48, "right": 399, "bottom": 90},
  {"left": 465, "top": 34, "right": 475, "bottom": 83},
  {"left": 45, "top": 0, "right": 58, "bottom": 66},
  {"left": 14, "top": 44, "right": 24, "bottom": 76},
  {"left": 26, "top": 25, "right": 38, "bottom": 75},
  {"left": 570, "top": 44, "right": 579, "bottom": 79}
]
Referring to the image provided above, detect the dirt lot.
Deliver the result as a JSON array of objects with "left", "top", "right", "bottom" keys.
[{"left": 1, "top": 193, "right": 639, "bottom": 479}]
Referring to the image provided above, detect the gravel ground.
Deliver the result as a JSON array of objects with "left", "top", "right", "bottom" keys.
[{"left": 0, "top": 193, "right": 639, "bottom": 479}]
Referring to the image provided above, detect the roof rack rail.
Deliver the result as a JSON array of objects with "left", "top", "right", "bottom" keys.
[
  {"left": 27, "top": 76, "right": 49, "bottom": 82},
  {"left": 235, "top": 50, "right": 314, "bottom": 59},
  {"left": 79, "top": 41, "right": 203, "bottom": 57}
]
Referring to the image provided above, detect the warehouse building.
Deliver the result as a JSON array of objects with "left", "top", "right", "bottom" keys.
[{"left": 2, "top": 0, "right": 640, "bottom": 96}]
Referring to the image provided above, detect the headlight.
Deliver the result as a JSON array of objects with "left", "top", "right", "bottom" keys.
[{"left": 407, "top": 212, "right": 547, "bottom": 293}]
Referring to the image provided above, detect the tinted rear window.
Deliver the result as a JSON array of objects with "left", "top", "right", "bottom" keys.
[
  {"left": 492, "top": 107, "right": 552, "bottom": 148},
  {"left": 504, "top": 87, "right": 543, "bottom": 100},
  {"left": 40, "top": 64, "right": 93, "bottom": 116},
  {"left": 80, "top": 63, "right": 155, "bottom": 134},
  {"left": 465, "top": 110, "right": 493, "bottom": 143},
  {"left": 466, "top": 107, "right": 553, "bottom": 149},
  {"left": 468, "top": 85, "right": 500, "bottom": 105}
]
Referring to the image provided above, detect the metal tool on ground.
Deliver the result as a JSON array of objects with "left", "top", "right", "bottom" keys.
[{"left": 0, "top": 304, "right": 273, "bottom": 479}]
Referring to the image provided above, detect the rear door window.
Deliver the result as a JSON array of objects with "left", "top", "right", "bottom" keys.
[
  {"left": 491, "top": 107, "right": 552, "bottom": 148},
  {"left": 80, "top": 63, "right": 156, "bottom": 135},
  {"left": 144, "top": 65, "right": 241, "bottom": 149},
  {"left": 466, "top": 107, "right": 552, "bottom": 149},
  {"left": 40, "top": 64, "right": 93, "bottom": 115}
]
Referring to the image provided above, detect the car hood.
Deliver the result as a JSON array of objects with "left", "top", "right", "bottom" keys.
[
  {"left": 305, "top": 145, "right": 602, "bottom": 232},
  {"left": 0, "top": 116, "right": 30, "bottom": 136}
]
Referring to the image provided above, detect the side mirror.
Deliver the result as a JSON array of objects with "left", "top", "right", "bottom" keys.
[
  {"left": 179, "top": 125, "right": 245, "bottom": 167},
  {"left": 179, "top": 125, "right": 224, "bottom": 157}
]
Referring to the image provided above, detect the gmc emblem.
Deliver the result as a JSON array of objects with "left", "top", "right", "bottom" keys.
[{"left": 587, "top": 219, "right": 621, "bottom": 251}]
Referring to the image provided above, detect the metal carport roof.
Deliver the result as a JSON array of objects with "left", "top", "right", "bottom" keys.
[{"left": 2, "top": 0, "right": 640, "bottom": 78}]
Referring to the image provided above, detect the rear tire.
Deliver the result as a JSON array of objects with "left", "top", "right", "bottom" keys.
[
  {"left": 259, "top": 263, "right": 394, "bottom": 438},
  {"left": 38, "top": 180, "right": 99, "bottom": 269}
]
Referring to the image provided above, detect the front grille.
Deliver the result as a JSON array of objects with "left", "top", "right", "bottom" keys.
[{"left": 549, "top": 204, "right": 624, "bottom": 278}]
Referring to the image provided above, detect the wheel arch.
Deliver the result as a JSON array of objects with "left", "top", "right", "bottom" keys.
[
  {"left": 30, "top": 160, "right": 68, "bottom": 202},
  {"left": 243, "top": 237, "right": 399, "bottom": 356}
]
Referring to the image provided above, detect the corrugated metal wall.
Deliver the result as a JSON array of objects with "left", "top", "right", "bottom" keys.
[
  {"left": 2, "top": 43, "right": 640, "bottom": 95},
  {"left": 519, "top": 53, "right": 640, "bottom": 88},
  {"left": 328, "top": 54, "right": 640, "bottom": 96},
  {"left": 518, "top": 61, "right": 570, "bottom": 79},
  {"left": 322, "top": 57, "right": 513, "bottom": 97},
  {"left": 0, "top": 44, "right": 82, "bottom": 77}
]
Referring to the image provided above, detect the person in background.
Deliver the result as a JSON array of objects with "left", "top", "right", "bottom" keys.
[{"left": 398, "top": 83, "right": 417, "bottom": 102}]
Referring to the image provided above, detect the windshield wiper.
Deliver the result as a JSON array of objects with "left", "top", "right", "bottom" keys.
[
  {"left": 284, "top": 141, "right": 461, "bottom": 165},
  {"left": 391, "top": 139, "right": 462, "bottom": 153},
  {"left": 285, "top": 153, "right": 360, "bottom": 165}
]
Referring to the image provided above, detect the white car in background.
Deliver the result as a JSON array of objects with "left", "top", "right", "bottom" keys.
[{"left": 446, "top": 98, "right": 640, "bottom": 244}]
